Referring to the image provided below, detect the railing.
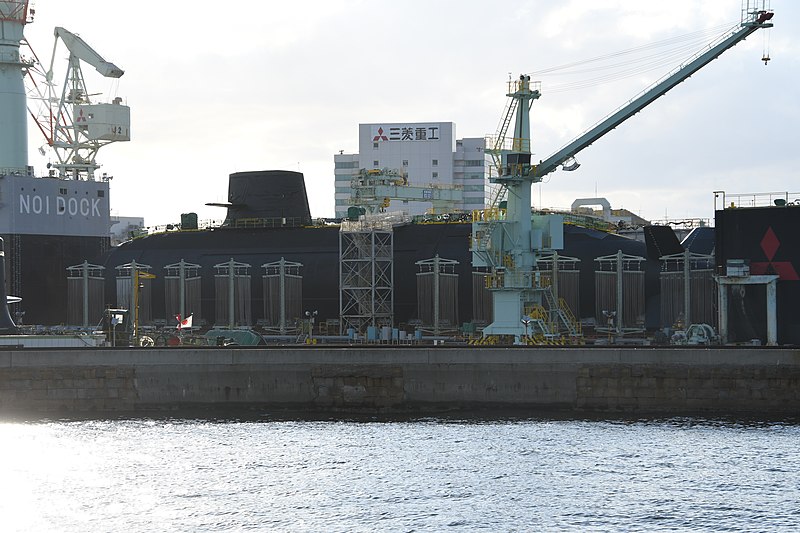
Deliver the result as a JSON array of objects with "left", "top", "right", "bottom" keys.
[
  {"left": 648, "top": 217, "right": 712, "bottom": 228},
  {"left": 0, "top": 166, "right": 33, "bottom": 176},
  {"left": 340, "top": 211, "right": 410, "bottom": 232},
  {"left": 559, "top": 297, "right": 582, "bottom": 336},
  {"left": 472, "top": 208, "right": 507, "bottom": 222},
  {"left": 714, "top": 191, "right": 800, "bottom": 210}
]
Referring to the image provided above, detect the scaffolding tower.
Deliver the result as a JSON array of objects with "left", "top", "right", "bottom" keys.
[{"left": 339, "top": 215, "right": 397, "bottom": 334}]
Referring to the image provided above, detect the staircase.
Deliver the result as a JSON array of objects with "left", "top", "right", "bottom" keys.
[{"left": 542, "top": 288, "right": 582, "bottom": 338}]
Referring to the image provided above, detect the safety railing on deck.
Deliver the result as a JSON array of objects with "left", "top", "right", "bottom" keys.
[{"left": 714, "top": 191, "right": 800, "bottom": 210}]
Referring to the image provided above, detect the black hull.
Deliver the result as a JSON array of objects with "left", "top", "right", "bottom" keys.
[
  {"left": 1, "top": 233, "right": 110, "bottom": 325},
  {"left": 100, "top": 222, "right": 654, "bottom": 329},
  {"left": 715, "top": 206, "right": 800, "bottom": 345}
]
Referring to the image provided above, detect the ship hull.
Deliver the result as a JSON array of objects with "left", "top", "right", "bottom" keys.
[{"left": 100, "top": 222, "right": 652, "bottom": 330}]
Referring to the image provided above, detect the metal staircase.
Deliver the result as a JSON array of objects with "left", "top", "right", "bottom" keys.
[{"left": 541, "top": 287, "right": 582, "bottom": 337}]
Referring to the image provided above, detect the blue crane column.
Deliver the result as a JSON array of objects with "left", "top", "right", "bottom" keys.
[
  {"left": 0, "top": 2, "right": 30, "bottom": 172},
  {"left": 480, "top": 76, "right": 541, "bottom": 339}
]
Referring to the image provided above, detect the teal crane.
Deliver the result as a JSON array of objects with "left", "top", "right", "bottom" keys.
[{"left": 472, "top": 5, "right": 775, "bottom": 341}]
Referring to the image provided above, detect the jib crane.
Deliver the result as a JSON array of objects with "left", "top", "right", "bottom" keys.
[
  {"left": 27, "top": 26, "right": 130, "bottom": 180},
  {"left": 472, "top": 4, "right": 775, "bottom": 341}
]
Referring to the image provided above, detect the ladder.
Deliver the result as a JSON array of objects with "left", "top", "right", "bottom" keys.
[{"left": 485, "top": 96, "right": 519, "bottom": 208}]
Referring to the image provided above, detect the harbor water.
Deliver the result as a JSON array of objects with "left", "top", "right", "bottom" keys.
[{"left": 1, "top": 416, "right": 798, "bottom": 532}]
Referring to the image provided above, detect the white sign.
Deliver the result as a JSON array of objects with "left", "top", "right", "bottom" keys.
[
  {"left": 18, "top": 194, "right": 102, "bottom": 217},
  {"left": 372, "top": 125, "right": 441, "bottom": 142}
]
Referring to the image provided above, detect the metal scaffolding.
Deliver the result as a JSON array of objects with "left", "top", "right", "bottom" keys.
[{"left": 339, "top": 219, "right": 394, "bottom": 334}]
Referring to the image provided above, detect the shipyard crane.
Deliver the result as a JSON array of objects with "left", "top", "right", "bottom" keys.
[
  {"left": 472, "top": 4, "right": 775, "bottom": 341},
  {"left": 48, "top": 27, "right": 124, "bottom": 79},
  {"left": 27, "top": 26, "right": 130, "bottom": 180}
]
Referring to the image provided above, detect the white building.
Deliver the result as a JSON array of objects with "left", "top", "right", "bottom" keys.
[{"left": 334, "top": 122, "right": 489, "bottom": 218}]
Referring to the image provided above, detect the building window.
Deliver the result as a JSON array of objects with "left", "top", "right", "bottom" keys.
[
  {"left": 373, "top": 142, "right": 379, "bottom": 149},
  {"left": 97, "top": 190, "right": 105, "bottom": 197},
  {"left": 373, "top": 160, "right": 379, "bottom": 167},
  {"left": 465, "top": 159, "right": 484, "bottom": 167},
  {"left": 402, "top": 160, "right": 408, "bottom": 167},
  {"left": 59, "top": 188, "right": 67, "bottom": 195},
  {"left": 432, "top": 172, "right": 438, "bottom": 178},
  {"left": 432, "top": 159, "right": 438, "bottom": 166}
]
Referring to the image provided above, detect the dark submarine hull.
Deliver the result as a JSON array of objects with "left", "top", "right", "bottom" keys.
[
  {"left": 101, "top": 220, "right": 654, "bottom": 329},
  {"left": 99, "top": 170, "right": 659, "bottom": 331},
  {"left": 3, "top": 233, "right": 109, "bottom": 325}
]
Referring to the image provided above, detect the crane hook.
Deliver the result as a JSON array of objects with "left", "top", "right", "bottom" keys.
[{"left": 761, "top": 54, "right": 771, "bottom": 65}]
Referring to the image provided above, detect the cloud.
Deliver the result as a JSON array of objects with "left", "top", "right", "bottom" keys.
[{"left": 20, "top": 0, "right": 798, "bottom": 226}]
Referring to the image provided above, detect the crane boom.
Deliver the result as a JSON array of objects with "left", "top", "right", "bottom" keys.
[
  {"left": 38, "top": 26, "right": 130, "bottom": 180},
  {"left": 50, "top": 27, "right": 124, "bottom": 79},
  {"left": 533, "top": 10, "right": 774, "bottom": 180},
  {"left": 472, "top": 4, "right": 775, "bottom": 342}
]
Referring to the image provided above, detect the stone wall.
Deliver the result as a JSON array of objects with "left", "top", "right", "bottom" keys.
[
  {"left": 576, "top": 363, "right": 800, "bottom": 412},
  {"left": 0, "top": 347, "right": 798, "bottom": 416},
  {"left": 0, "top": 365, "right": 137, "bottom": 413}
]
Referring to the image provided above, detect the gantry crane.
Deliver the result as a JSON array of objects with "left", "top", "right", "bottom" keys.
[{"left": 472, "top": 4, "right": 774, "bottom": 341}]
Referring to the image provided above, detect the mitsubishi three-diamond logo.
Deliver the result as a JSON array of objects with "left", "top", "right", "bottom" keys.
[
  {"left": 750, "top": 226, "right": 799, "bottom": 281},
  {"left": 372, "top": 127, "right": 389, "bottom": 142}
]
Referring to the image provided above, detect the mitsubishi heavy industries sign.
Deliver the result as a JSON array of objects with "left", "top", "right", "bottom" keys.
[{"left": 371, "top": 124, "right": 442, "bottom": 142}]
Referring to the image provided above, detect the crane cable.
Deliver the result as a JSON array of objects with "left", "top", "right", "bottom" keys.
[
  {"left": 526, "top": 22, "right": 739, "bottom": 93},
  {"left": 761, "top": 22, "right": 771, "bottom": 64}
]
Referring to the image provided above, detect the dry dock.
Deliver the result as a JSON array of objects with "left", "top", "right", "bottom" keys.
[{"left": 0, "top": 346, "right": 798, "bottom": 417}]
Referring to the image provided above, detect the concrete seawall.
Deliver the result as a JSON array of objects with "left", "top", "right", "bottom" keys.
[{"left": 0, "top": 346, "right": 798, "bottom": 417}]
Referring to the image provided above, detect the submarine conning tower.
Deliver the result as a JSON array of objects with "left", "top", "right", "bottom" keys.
[
  {"left": 0, "top": 1, "right": 31, "bottom": 174},
  {"left": 221, "top": 170, "right": 312, "bottom": 227}
]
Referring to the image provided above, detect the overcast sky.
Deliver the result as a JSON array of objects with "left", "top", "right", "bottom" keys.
[{"left": 22, "top": 0, "right": 798, "bottom": 226}]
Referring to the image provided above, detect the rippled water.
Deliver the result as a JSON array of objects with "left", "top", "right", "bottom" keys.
[{"left": 0, "top": 415, "right": 798, "bottom": 532}]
